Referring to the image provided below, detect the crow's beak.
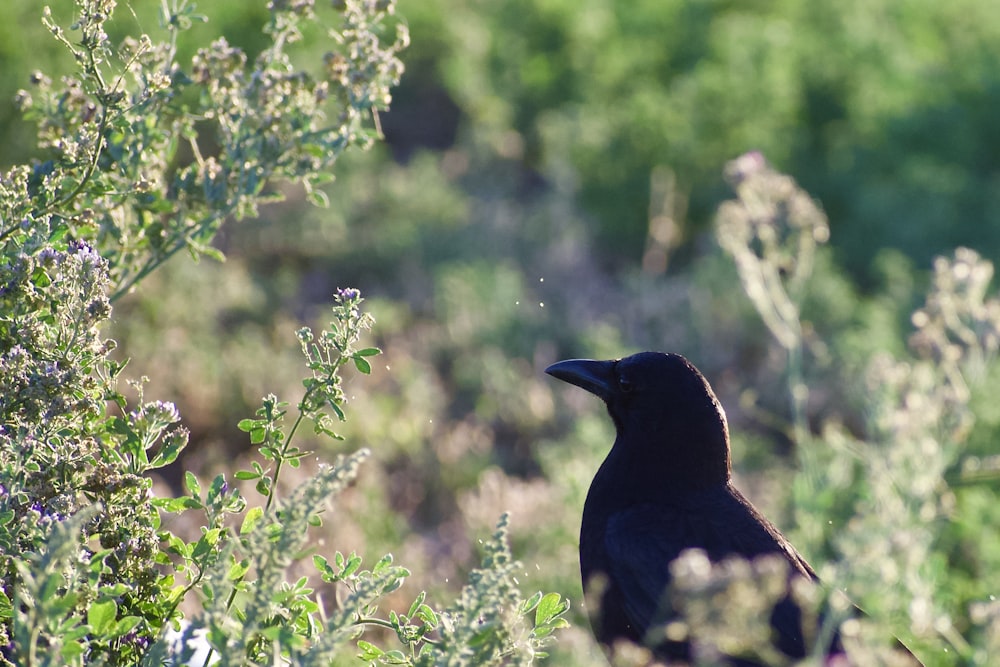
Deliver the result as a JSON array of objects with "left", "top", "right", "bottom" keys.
[{"left": 545, "top": 359, "right": 616, "bottom": 402}]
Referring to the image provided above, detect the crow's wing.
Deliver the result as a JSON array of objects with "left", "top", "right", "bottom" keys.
[{"left": 603, "top": 491, "right": 817, "bottom": 656}]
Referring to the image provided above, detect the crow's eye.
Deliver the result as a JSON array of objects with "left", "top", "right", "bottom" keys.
[{"left": 618, "top": 374, "right": 633, "bottom": 393}]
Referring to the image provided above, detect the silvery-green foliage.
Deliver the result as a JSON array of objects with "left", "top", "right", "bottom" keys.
[{"left": 0, "top": 2, "right": 568, "bottom": 665}]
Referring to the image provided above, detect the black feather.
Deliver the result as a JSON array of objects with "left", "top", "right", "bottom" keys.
[{"left": 547, "top": 352, "right": 841, "bottom": 665}]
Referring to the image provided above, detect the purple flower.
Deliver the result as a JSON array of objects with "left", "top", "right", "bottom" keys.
[
  {"left": 38, "top": 247, "right": 61, "bottom": 266},
  {"left": 68, "top": 239, "right": 103, "bottom": 268},
  {"left": 123, "top": 630, "right": 151, "bottom": 650},
  {"left": 337, "top": 287, "right": 360, "bottom": 301}
]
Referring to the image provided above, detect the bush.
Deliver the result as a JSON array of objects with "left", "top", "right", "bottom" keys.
[{"left": 0, "top": 2, "right": 567, "bottom": 664}]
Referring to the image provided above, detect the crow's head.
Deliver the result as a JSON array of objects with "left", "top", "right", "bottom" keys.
[{"left": 546, "top": 352, "right": 731, "bottom": 486}]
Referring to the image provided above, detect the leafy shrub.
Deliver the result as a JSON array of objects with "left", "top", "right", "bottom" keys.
[
  {"left": 715, "top": 153, "right": 1000, "bottom": 664},
  {"left": 0, "top": 1, "right": 568, "bottom": 664}
]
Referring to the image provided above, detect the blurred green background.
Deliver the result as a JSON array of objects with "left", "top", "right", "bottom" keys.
[{"left": 4, "top": 1, "right": 1000, "bottom": 664}]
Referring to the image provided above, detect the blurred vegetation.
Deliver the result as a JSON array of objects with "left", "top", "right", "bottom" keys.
[{"left": 4, "top": 0, "right": 1000, "bottom": 664}]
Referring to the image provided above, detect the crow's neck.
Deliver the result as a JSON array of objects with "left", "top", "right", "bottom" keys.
[{"left": 595, "top": 430, "right": 732, "bottom": 504}]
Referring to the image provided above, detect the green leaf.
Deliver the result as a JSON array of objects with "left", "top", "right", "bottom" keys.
[
  {"left": 237, "top": 418, "right": 259, "bottom": 432},
  {"left": 530, "top": 591, "right": 570, "bottom": 640},
  {"left": 228, "top": 558, "right": 250, "bottom": 580},
  {"left": 382, "top": 649, "right": 408, "bottom": 664},
  {"left": 39, "top": 573, "right": 63, "bottom": 603},
  {"left": 343, "top": 553, "right": 363, "bottom": 578},
  {"left": 149, "top": 436, "right": 183, "bottom": 468},
  {"left": 0, "top": 589, "right": 11, "bottom": 620},
  {"left": 190, "top": 240, "right": 225, "bottom": 262},
  {"left": 356, "top": 347, "right": 381, "bottom": 357},
  {"left": 408, "top": 591, "right": 426, "bottom": 618},
  {"left": 241, "top": 506, "right": 264, "bottom": 535},
  {"left": 96, "top": 583, "right": 128, "bottom": 598},
  {"left": 312, "top": 413, "right": 345, "bottom": 439},
  {"left": 357, "top": 640, "right": 383, "bottom": 660},
  {"left": 87, "top": 599, "right": 117, "bottom": 635},
  {"left": 48, "top": 222, "right": 69, "bottom": 243},
  {"left": 521, "top": 591, "right": 543, "bottom": 614},
  {"left": 88, "top": 548, "right": 113, "bottom": 567},
  {"left": 151, "top": 496, "right": 202, "bottom": 513},
  {"left": 60, "top": 638, "right": 86, "bottom": 662},
  {"left": 306, "top": 188, "right": 330, "bottom": 208},
  {"left": 415, "top": 604, "right": 438, "bottom": 627},
  {"left": 534, "top": 592, "right": 569, "bottom": 627},
  {"left": 383, "top": 576, "right": 405, "bottom": 594},
  {"left": 206, "top": 474, "right": 228, "bottom": 504},
  {"left": 31, "top": 266, "right": 52, "bottom": 288},
  {"left": 164, "top": 534, "right": 192, "bottom": 558},
  {"left": 373, "top": 553, "right": 393, "bottom": 574},
  {"left": 184, "top": 471, "right": 201, "bottom": 498},
  {"left": 192, "top": 528, "right": 221, "bottom": 558},
  {"left": 47, "top": 592, "right": 79, "bottom": 617},
  {"left": 353, "top": 355, "right": 372, "bottom": 374},
  {"left": 112, "top": 616, "right": 142, "bottom": 638}
]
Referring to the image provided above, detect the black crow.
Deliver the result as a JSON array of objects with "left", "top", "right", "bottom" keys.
[{"left": 546, "top": 351, "right": 844, "bottom": 665}]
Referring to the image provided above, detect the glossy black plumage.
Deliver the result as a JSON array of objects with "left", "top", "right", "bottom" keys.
[{"left": 545, "top": 352, "right": 836, "bottom": 664}]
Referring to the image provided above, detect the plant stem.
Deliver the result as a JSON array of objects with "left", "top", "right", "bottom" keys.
[
  {"left": 787, "top": 340, "right": 816, "bottom": 489},
  {"left": 263, "top": 384, "right": 313, "bottom": 513}
]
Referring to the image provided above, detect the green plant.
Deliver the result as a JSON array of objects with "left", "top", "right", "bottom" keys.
[
  {"left": 0, "top": 1, "right": 568, "bottom": 664},
  {"left": 716, "top": 153, "right": 1000, "bottom": 665}
]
